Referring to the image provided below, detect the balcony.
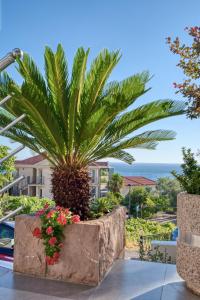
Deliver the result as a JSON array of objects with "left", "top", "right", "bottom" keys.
[{"left": 28, "top": 176, "right": 44, "bottom": 185}]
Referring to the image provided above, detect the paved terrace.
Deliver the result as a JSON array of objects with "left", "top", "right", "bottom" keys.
[{"left": 0, "top": 260, "right": 199, "bottom": 300}]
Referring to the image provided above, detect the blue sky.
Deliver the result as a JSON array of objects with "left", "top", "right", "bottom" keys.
[{"left": 0, "top": 0, "right": 199, "bottom": 163}]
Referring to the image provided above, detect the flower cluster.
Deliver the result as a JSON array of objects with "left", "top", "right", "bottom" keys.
[{"left": 33, "top": 204, "right": 80, "bottom": 265}]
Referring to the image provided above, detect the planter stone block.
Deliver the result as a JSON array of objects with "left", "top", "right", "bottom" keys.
[
  {"left": 13, "top": 206, "right": 126, "bottom": 286},
  {"left": 177, "top": 192, "right": 200, "bottom": 295}
]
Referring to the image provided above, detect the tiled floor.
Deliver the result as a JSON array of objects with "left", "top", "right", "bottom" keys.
[{"left": 0, "top": 260, "right": 199, "bottom": 300}]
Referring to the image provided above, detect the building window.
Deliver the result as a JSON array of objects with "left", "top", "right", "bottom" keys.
[{"left": 39, "top": 189, "right": 43, "bottom": 198}]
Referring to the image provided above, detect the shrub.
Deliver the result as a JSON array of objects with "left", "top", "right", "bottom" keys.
[
  {"left": 90, "top": 192, "right": 120, "bottom": 218},
  {"left": 0, "top": 195, "right": 54, "bottom": 218},
  {"left": 172, "top": 148, "right": 200, "bottom": 194},
  {"left": 125, "top": 218, "right": 175, "bottom": 247}
]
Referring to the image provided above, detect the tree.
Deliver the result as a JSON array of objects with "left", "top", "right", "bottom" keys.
[
  {"left": 123, "top": 186, "right": 149, "bottom": 217},
  {"left": 109, "top": 173, "right": 123, "bottom": 193},
  {"left": 0, "top": 145, "right": 15, "bottom": 189},
  {"left": 167, "top": 26, "right": 200, "bottom": 118},
  {"left": 0, "top": 45, "right": 185, "bottom": 219},
  {"left": 172, "top": 148, "right": 200, "bottom": 195},
  {"left": 156, "top": 177, "right": 182, "bottom": 208}
]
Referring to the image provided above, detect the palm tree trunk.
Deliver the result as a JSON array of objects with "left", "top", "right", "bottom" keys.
[{"left": 51, "top": 165, "right": 90, "bottom": 220}]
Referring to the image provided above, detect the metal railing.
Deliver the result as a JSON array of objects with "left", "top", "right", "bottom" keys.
[
  {"left": 0, "top": 48, "right": 24, "bottom": 195},
  {"left": 139, "top": 233, "right": 173, "bottom": 263}
]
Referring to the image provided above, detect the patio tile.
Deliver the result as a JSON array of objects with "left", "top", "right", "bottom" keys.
[{"left": 0, "top": 260, "right": 197, "bottom": 300}]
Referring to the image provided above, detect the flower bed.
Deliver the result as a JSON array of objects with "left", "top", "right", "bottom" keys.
[{"left": 13, "top": 206, "right": 126, "bottom": 286}]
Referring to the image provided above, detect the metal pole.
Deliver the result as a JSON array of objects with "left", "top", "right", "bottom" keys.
[
  {"left": 0, "top": 145, "right": 25, "bottom": 164},
  {"left": 0, "top": 95, "right": 12, "bottom": 106},
  {"left": 0, "top": 206, "right": 23, "bottom": 223},
  {"left": 0, "top": 176, "right": 24, "bottom": 194},
  {"left": 0, "top": 48, "right": 23, "bottom": 71},
  {"left": 0, "top": 113, "right": 26, "bottom": 135},
  {"left": 128, "top": 184, "right": 131, "bottom": 218}
]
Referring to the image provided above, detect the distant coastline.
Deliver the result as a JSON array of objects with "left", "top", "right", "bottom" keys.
[{"left": 109, "top": 162, "right": 182, "bottom": 181}]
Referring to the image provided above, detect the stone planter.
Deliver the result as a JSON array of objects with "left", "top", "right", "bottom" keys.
[
  {"left": 177, "top": 192, "right": 200, "bottom": 295},
  {"left": 13, "top": 206, "right": 126, "bottom": 286}
]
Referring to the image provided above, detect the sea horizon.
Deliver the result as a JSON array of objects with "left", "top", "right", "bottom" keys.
[{"left": 108, "top": 162, "right": 182, "bottom": 181}]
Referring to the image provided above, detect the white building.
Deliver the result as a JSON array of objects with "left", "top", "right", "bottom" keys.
[{"left": 14, "top": 154, "right": 111, "bottom": 199}]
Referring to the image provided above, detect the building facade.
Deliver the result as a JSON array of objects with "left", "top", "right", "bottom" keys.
[{"left": 14, "top": 154, "right": 111, "bottom": 199}]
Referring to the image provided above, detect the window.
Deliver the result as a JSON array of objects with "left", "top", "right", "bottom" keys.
[{"left": 39, "top": 189, "right": 43, "bottom": 198}]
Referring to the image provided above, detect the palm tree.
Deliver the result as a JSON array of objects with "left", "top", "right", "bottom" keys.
[
  {"left": 0, "top": 45, "right": 185, "bottom": 219},
  {"left": 109, "top": 173, "right": 123, "bottom": 193}
]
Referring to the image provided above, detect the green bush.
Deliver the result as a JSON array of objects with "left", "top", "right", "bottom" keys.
[
  {"left": 172, "top": 148, "right": 200, "bottom": 195},
  {"left": 0, "top": 195, "right": 54, "bottom": 218},
  {"left": 90, "top": 192, "right": 121, "bottom": 218},
  {"left": 125, "top": 218, "right": 175, "bottom": 246}
]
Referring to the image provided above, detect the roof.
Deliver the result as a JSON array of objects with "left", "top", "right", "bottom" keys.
[
  {"left": 123, "top": 176, "right": 156, "bottom": 186},
  {"left": 15, "top": 154, "right": 45, "bottom": 165},
  {"left": 15, "top": 154, "right": 108, "bottom": 167}
]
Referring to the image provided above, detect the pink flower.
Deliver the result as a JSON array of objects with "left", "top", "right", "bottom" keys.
[
  {"left": 58, "top": 243, "right": 63, "bottom": 248},
  {"left": 56, "top": 213, "right": 67, "bottom": 225},
  {"left": 33, "top": 227, "right": 42, "bottom": 238},
  {"left": 71, "top": 215, "right": 80, "bottom": 223},
  {"left": 46, "top": 226, "right": 54, "bottom": 235},
  {"left": 48, "top": 236, "right": 57, "bottom": 246}
]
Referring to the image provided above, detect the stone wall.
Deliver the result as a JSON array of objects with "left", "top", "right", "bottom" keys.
[
  {"left": 177, "top": 192, "right": 200, "bottom": 295},
  {"left": 13, "top": 206, "right": 126, "bottom": 286}
]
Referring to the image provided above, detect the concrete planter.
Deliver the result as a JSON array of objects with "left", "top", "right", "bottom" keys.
[
  {"left": 177, "top": 192, "right": 200, "bottom": 295},
  {"left": 13, "top": 206, "right": 126, "bottom": 286}
]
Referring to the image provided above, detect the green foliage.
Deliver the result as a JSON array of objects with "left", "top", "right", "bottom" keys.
[
  {"left": 0, "top": 145, "right": 15, "bottom": 188},
  {"left": 126, "top": 218, "right": 175, "bottom": 245},
  {"left": 156, "top": 177, "right": 182, "bottom": 208},
  {"left": 109, "top": 173, "right": 123, "bottom": 193},
  {"left": 0, "top": 195, "right": 54, "bottom": 217},
  {"left": 0, "top": 45, "right": 185, "bottom": 216},
  {"left": 90, "top": 192, "right": 120, "bottom": 218},
  {"left": 0, "top": 45, "right": 185, "bottom": 167},
  {"left": 172, "top": 148, "right": 200, "bottom": 194}
]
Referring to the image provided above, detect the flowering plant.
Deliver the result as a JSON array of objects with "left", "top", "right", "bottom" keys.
[{"left": 33, "top": 204, "right": 80, "bottom": 265}]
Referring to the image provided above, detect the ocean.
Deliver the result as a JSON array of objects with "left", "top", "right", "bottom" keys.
[{"left": 109, "top": 162, "right": 182, "bottom": 181}]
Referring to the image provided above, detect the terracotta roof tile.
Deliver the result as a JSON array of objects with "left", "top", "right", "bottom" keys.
[
  {"left": 15, "top": 154, "right": 45, "bottom": 165},
  {"left": 15, "top": 155, "right": 108, "bottom": 167},
  {"left": 123, "top": 176, "right": 156, "bottom": 186}
]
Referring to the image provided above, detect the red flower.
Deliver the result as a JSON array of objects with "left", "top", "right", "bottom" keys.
[
  {"left": 56, "top": 213, "right": 67, "bottom": 225},
  {"left": 53, "top": 252, "right": 60, "bottom": 262},
  {"left": 35, "top": 209, "right": 45, "bottom": 217},
  {"left": 46, "top": 256, "right": 55, "bottom": 265},
  {"left": 58, "top": 242, "right": 63, "bottom": 248},
  {"left": 33, "top": 227, "right": 42, "bottom": 238},
  {"left": 46, "top": 210, "right": 55, "bottom": 219},
  {"left": 72, "top": 215, "right": 80, "bottom": 223},
  {"left": 48, "top": 236, "right": 57, "bottom": 246},
  {"left": 44, "top": 203, "right": 50, "bottom": 210},
  {"left": 46, "top": 226, "right": 54, "bottom": 235},
  {"left": 64, "top": 208, "right": 70, "bottom": 215},
  {"left": 56, "top": 205, "right": 62, "bottom": 211}
]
